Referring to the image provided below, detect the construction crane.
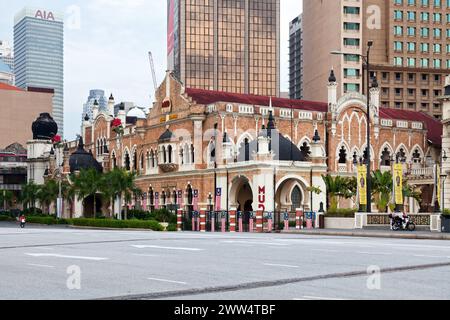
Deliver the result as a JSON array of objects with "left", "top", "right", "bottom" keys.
[{"left": 148, "top": 51, "right": 158, "bottom": 91}]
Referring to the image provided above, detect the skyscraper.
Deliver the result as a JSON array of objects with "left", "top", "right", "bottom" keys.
[
  {"left": 14, "top": 7, "right": 64, "bottom": 136},
  {"left": 289, "top": 14, "right": 302, "bottom": 99},
  {"left": 82, "top": 89, "right": 108, "bottom": 121},
  {"left": 303, "top": 0, "right": 450, "bottom": 118},
  {"left": 167, "top": 0, "right": 280, "bottom": 97}
]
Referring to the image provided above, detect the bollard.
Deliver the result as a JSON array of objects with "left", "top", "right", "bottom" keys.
[
  {"left": 211, "top": 212, "right": 215, "bottom": 233},
  {"left": 296, "top": 209, "right": 303, "bottom": 230},
  {"left": 238, "top": 212, "right": 243, "bottom": 232},
  {"left": 221, "top": 212, "right": 226, "bottom": 232},
  {"left": 192, "top": 212, "right": 196, "bottom": 231}
]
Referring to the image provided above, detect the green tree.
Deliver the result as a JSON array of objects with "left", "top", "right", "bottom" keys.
[
  {"left": 322, "top": 175, "right": 357, "bottom": 211},
  {"left": 371, "top": 170, "right": 393, "bottom": 212},
  {"left": 72, "top": 169, "right": 104, "bottom": 218},
  {"left": 403, "top": 183, "right": 422, "bottom": 204},
  {"left": 37, "top": 180, "right": 60, "bottom": 215},
  {"left": 20, "top": 181, "right": 40, "bottom": 214},
  {"left": 0, "top": 190, "right": 14, "bottom": 210}
]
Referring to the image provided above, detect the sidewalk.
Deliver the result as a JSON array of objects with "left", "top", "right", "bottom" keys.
[{"left": 281, "top": 228, "right": 450, "bottom": 240}]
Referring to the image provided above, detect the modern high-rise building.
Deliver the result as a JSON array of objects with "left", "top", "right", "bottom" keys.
[
  {"left": 82, "top": 89, "right": 108, "bottom": 121},
  {"left": 303, "top": 0, "right": 450, "bottom": 118},
  {"left": 167, "top": 0, "right": 280, "bottom": 97},
  {"left": 0, "top": 41, "right": 14, "bottom": 73},
  {"left": 289, "top": 14, "right": 302, "bottom": 99},
  {"left": 14, "top": 7, "right": 64, "bottom": 135}
]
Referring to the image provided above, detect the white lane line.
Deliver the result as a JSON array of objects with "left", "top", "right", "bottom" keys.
[
  {"left": 147, "top": 277, "right": 187, "bottom": 285},
  {"left": 221, "top": 240, "right": 289, "bottom": 246},
  {"left": 357, "top": 252, "right": 392, "bottom": 255},
  {"left": 25, "top": 253, "right": 108, "bottom": 261},
  {"left": 27, "top": 263, "right": 55, "bottom": 269},
  {"left": 132, "top": 254, "right": 161, "bottom": 257},
  {"left": 132, "top": 245, "right": 203, "bottom": 251},
  {"left": 263, "top": 263, "right": 300, "bottom": 268},
  {"left": 303, "top": 296, "right": 345, "bottom": 301},
  {"left": 312, "top": 249, "right": 339, "bottom": 253},
  {"left": 414, "top": 254, "right": 450, "bottom": 259}
]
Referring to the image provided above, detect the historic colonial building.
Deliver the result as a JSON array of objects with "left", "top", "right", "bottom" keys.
[{"left": 76, "top": 70, "right": 442, "bottom": 221}]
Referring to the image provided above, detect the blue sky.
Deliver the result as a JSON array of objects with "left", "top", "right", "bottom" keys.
[{"left": 0, "top": 0, "right": 302, "bottom": 140}]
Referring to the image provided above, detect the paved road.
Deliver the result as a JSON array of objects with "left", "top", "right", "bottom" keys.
[{"left": 1, "top": 222, "right": 450, "bottom": 300}]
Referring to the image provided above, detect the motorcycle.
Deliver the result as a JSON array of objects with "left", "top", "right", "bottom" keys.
[
  {"left": 390, "top": 214, "right": 415, "bottom": 231},
  {"left": 19, "top": 217, "right": 26, "bottom": 229}
]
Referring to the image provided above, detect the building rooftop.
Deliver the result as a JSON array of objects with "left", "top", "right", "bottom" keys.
[
  {"left": 0, "top": 83, "right": 23, "bottom": 92},
  {"left": 185, "top": 87, "right": 443, "bottom": 146}
]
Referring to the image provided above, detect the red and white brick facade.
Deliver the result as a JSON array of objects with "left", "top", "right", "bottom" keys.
[{"left": 79, "top": 72, "right": 441, "bottom": 218}]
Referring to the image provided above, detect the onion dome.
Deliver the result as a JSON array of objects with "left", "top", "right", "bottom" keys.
[
  {"left": 84, "top": 114, "right": 90, "bottom": 122},
  {"left": 69, "top": 136, "right": 103, "bottom": 173},
  {"left": 127, "top": 107, "right": 146, "bottom": 119},
  {"left": 371, "top": 76, "right": 379, "bottom": 88},
  {"left": 32, "top": 113, "right": 58, "bottom": 140},
  {"left": 109, "top": 93, "right": 114, "bottom": 101},
  {"left": 328, "top": 69, "right": 337, "bottom": 83},
  {"left": 93, "top": 99, "right": 99, "bottom": 106},
  {"left": 158, "top": 128, "right": 174, "bottom": 143}
]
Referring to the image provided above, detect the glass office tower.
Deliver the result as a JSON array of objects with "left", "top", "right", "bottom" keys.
[
  {"left": 168, "top": 0, "right": 280, "bottom": 97},
  {"left": 14, "top": 7, "right": 64, "bottom": 136}
]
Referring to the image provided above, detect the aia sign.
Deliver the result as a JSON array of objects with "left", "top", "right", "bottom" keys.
[{"left": 35, "top": 10, "right": 55, "bottom": 21}]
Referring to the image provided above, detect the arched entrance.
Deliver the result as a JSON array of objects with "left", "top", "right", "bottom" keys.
[
  {"left": 275, "top": 177, "right": 307, "bottom": 229},
  {"left": 230, "top": 176, "right": 253, "bottom": 232},
  {"left": 83, "top": 194, "right": 103, "bottom": 218}
]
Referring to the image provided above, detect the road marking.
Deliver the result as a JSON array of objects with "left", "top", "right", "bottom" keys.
[
  {"left": 357, "top": 252, "right": 392, "bottom": 256},
  {"left": 312, "top": 249, "right": 339, "bottom": 253},
  {"left": 302, "top": 296, "right": 345, "bottom": 301},
  {"left": 263, "top": 263, "right": 299, "bottom": 268},
  {"left": 25, "top": 253, "right": 108, "bottom": 261},
  {"left": 27, "top": 263, "right": 55, "bottom": 269},
  {"left": 414, "top": 254, "right": 450, "bottom": 259},
  {"left": 147, "top": 277, "right": 187, "bottom": 285},
  {"left": 132, "top": 254, "right": 161, "bottom": 257},
  {"left": 221, "top": 240, "right": 289, "bottom": 246},
  {"left": 132, "top": 245, "right": 203, "bottom": 251}
]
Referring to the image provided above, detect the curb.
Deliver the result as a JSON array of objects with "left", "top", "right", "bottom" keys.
[
  {"left": 281, "top": 230, "right": 450, "bottom": 240},
  {"left": 67, "top": 225, "right": 159, "bottom": 232}
]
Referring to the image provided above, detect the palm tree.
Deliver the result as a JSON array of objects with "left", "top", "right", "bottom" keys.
[
  {"left": 0, "top": 190, "right": 13, "bottom": 211},
  {"left": 403, "top": 183, "right": 422, "bottom": 204},
  {"left": 20, "top": 181, "right": 40, "bottom": 214},
  {"left": 72, "top": 169, "right": 104, "bottom": 218},
  {"left": 371, "top": 170, "right": 393, "bottom": 212},
  {"left": 122, "top": 171, "right": 140, "bottom": 220},
  {"left": 37, "top": 180, "right": 59, "bottom": 215},
  {"left": 322, "top": 175, "right": 356, "bottom": 211}
]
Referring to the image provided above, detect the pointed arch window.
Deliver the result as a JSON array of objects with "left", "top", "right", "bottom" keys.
[
  {"left": 412, "top": 149, "right": 422, "bottom": 164},
  {"left": 338, "top": 146, "right": 347, "bottom": 164},
  {"left": 381, "top": 148, "right": 391, "bottom": 166}
]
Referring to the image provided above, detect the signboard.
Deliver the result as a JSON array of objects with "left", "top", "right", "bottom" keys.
[
  {"left": 394, "top": 163, "right": 403, "bottom": 205},
  {"left": 357, "top": 165, "right": 367, "bottom": 205}
]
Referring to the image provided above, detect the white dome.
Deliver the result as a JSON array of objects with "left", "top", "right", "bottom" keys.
[{"left": 127, "top": 107, "right": 146, "bottom": 119}]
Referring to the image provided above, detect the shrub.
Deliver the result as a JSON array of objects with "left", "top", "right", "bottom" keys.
[
  {"left": 0, "top": 216, "right": 14, "bottom": 222},
  {"left": 325, "top": 208, "right": 357, "bottom": 218},
  {"left": 69, "top": 218, "right": 163, "bottom": 231},
  {"left": 154, "top": 209, "right": 176, "bottom": 224},
  {"left": 442, "top": 209, "right": 450, "bottom": 217},
  {"left": 167, "top": 223, "right": 177, "bottom": 232}
]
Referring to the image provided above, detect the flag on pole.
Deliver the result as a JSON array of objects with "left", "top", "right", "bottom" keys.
[
  {"left": 155, "top": 192, "right": 159, "bottom": 209},
  {"left": 215, "top": 188, "right": 222, "bottom": 211},
  {"left": 437, "top": 165, "right": 442, "bottom": 207},
  {"left": 193, "top": 189, "right": 199, "bottom": 211}
]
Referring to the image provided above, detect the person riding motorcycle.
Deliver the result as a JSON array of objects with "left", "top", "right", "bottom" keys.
[
  {"left": 19, "top": 214, "right": 26, "bottom": 228},
  {"left": 389, "top": 210, "right": 405, "bottom": 230}
]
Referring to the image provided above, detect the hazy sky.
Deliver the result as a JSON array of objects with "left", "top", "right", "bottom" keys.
[{"left": 0, "top": 0, "right": 303, "bottom": 140}]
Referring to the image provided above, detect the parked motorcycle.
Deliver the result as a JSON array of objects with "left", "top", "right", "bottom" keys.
[{"left": 390, "top": 214, "right": 415, "bottom": 231}]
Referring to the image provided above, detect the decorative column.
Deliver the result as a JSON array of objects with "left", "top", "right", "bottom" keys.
[
  {"left": 200, "top": 208, "right": 207, "bottom": 233},
  {"left": 296, "top": 208, "right": 303, "bottom": 230},
  {"left": 177, "top": 208, "right": 183, "bottom": 232},
  {"left": 256, "top": 210, "right": 264, "bottom": 233},
  {"left": 229, "top": 207, "right": 237, "bottom": 232}
]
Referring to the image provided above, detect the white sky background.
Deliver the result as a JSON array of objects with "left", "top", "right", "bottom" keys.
[{"left": 0, "top": 0, "right": 302, "bottom": 140}]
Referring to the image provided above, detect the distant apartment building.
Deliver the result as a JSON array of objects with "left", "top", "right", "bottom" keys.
[
  {"left": 167, "top": 0, "right": 280, "bottom": 97},
  {"left": 289, "top": 14, "right": 302, "bottom": 99},
  {"left": 14, "top": 7, "right": 64, "bottom": 135},
  {"left": 303, "top": 0, "right": 450, "bottom": 118},
  {"left": 82, "top": 89, "right": 108, "bottom": 122}
]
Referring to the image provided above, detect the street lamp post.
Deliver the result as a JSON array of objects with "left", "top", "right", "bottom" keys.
[
  {"left": 331, "top": 40, "right": 374, "bottom": 212},
  {"left": 441, "top": 151, "right": 448, "bottom": 214}
]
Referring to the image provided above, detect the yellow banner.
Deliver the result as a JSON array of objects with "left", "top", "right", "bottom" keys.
[
  {"left": 358, "top": 165, "right": 367, "bottom": 205},
  {"left": 437, "top": 165, "right": 441, "bottom": 207},
  {"left": 394, "top": 163, "right": 403, "bottom": 205}
]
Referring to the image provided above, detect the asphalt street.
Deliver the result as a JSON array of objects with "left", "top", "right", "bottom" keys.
[{"left": 1, "top": 222, "right": 450, "bottom": 300}]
